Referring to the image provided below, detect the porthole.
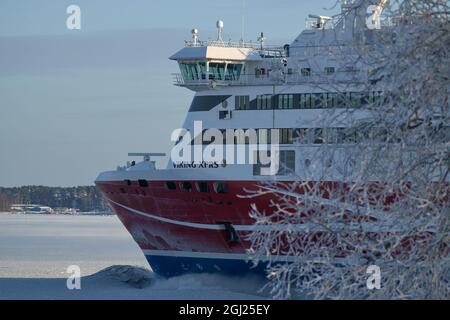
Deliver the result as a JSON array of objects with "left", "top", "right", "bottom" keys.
[
  {"left": 213, "top": 182, "right": 228, "bottom": 194},
  {"left": 165, "top": 181, "right": 177, "bottom": 190},
  {"left": 138, "top": 179, "right": 148, "bottom": 187},
  {"left": 180, "top": 181, "right": 193, "bottom": 192},
  {"left": 195, "top": 181, "right": 209, "bottom": 193}
]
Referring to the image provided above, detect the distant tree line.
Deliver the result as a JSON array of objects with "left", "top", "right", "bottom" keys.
[{"left": 0, "top": 186, "right": 110, "bottom": 212}]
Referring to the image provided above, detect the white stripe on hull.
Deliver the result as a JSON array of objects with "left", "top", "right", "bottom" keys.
[{"left": 107, "top": 198, "right": 406, "bottom": 233}]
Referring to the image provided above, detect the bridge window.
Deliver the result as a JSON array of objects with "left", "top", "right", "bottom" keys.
[
  {"left": 225, "top": 64, "right": 243, "bottom": 80},
  {"left": 208, "top": 63, "right": 225, "bottom": 80},
  {"left": 213, "top": 182, "right": 228, "bottom": 194},
  {"left": 180, "top": 62, "right": 200, "bottom": 81},
  {"left": 199, "top": 62, "right": 207, "bottom": 80}
]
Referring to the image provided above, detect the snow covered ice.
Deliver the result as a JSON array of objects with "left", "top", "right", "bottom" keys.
[{"left": 0, "top": 213, "right": 267, "bottom": 300}]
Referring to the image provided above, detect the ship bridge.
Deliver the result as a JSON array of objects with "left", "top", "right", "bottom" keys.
[
  {"left": 170, "top": 0, "right": 394, "bottom": 91},
  {"left": 170, "top": 21, "right": 286, "bottom": 91}
]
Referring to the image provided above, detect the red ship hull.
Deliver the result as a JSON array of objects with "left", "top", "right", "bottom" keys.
[
  {"left": 95, "top": 179, "right": 444, "bottom": 277},
  {"left": 96, "top": 180, "right": 279, "bottom": 276}
]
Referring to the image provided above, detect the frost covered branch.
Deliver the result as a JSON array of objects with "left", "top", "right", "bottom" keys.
[{"left": 246, "top": 0, "right": 449, "bottom": 299}]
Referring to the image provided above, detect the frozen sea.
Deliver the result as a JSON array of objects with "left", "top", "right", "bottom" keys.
[{"left": 0, "top": 213, "right": 266, "bottom": 300}]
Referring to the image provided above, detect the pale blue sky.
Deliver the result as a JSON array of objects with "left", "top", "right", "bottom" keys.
[{"left": 0, "top": 0, "right": 339, "bottom": 187}]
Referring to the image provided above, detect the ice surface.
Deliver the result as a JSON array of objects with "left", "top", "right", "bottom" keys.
[
  {"left": 0, "top": 265, "right": 266, "bottom": 300},
  {"left": 0, "top": 213, "right": 267, "bottom": 300}
]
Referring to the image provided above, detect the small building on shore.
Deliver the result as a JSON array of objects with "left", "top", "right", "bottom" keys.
[{"left": 10, "top": 204, "right": 55, "bottom": 214}]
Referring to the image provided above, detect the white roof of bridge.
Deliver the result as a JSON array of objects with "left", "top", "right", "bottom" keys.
[{"left": 169, "top": 46, "right": 259, "bottom": 61}]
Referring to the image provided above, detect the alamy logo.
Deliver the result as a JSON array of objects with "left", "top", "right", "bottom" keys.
[
  {"left": 66, "top": 265, "right": 81, "bottom": 290},
  {"left": 171, "top": 121, "right": 281, "bottom": 176},
  {"left": 366, "top": 265, "right": 381, "bottom": 290},
  {"left": 66, "top": 5, "right": 81, "bottom": 30}
]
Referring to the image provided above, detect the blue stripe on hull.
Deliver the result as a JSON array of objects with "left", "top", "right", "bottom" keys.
[{"left": 145, "top": 255, "right": 268, "bottom": 278}]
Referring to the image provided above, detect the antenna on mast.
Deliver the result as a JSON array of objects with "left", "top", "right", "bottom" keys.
[
  {"left": 216, "top": 20, "right": 224, "bottom": 42},
  {"left": 257, "top": 32, "right": 265, "bottom": 50},
  {"left": 191, "top": 28, "right": 199, "bottom": 46},
  {"left": 241, "top": 0, "right": 246, "bottom": 42}
]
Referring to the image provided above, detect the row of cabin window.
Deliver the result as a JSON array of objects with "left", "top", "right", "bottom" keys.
[
  {"left": 293, "top": 127, "right": 448, "bottom": 145},
  {"left": 254, "top": 67, "right": 335, "bottom": 78},
  {"left": 165, "top": 181, "right": 228, "bottom": 194},
  {"left": 235, "top": 92, "right": 383, "bottom": 110},
  {"left": 254, "top": 149, "right": 368, "bottom": 176},
  {"left": 188, "top": 125, "right": 448, "bottom": 147},
  {"left": 124, "top": 179, "right": 148, "bottom": 187},
  {"left": 190, "top": 128, "right": 290, "bottom": 145},
  {"left": 301, "top": 67, "right": 336, "bottom": 76},
  {"left": 285, "top": 127, "right": 390, "bottom": 145},
  {"left": 190, "top": 127, "right": 389, "bottom": 145}
]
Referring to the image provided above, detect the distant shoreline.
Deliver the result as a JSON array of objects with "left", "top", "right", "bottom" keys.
[
  {"left": 0, "top": 185, "right": 109, "bottom": 213},
  {"left": 0, "top": 211, "right": 114, "bottom": 216}
]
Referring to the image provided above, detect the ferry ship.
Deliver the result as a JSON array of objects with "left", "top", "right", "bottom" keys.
[{"left": 95, "top": 0, "right": 416, "bottom": 277}]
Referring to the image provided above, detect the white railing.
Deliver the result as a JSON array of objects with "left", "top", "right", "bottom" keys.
[
  {"left": 185, "top": 39, "right": 260, "bottom": 48},
  {"left": 184, "top": 39, "right": 286, "bottom": 53},
  {"left": 172, "top": 71, "right": 363, "bottom": 87},
  {"left": 304, "top": 7, "right": 407, "bottom": 31}
]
